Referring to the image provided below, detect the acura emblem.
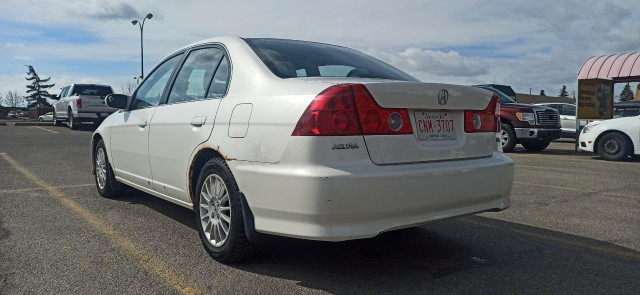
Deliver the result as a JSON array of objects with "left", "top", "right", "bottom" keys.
[{"left": 438, "top": 89, "right": 449, "bottom": 105}]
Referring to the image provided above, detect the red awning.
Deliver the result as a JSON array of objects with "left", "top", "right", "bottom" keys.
[{"left": 578, "top": 52, "right": 640, "bottom": 81}]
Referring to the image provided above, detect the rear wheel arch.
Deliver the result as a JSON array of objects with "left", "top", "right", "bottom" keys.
[
  {"left": 189, "top": 148, "right": 225, "bottom": 204},
  {"left": 593, "top": 130, "right": 634, "bottom": 154},
  {"left": 188, "top": 147, "right": 260, "bottom": 246},
  {"left": 91, "top": 133, "right": 104, "bottom": 175}
]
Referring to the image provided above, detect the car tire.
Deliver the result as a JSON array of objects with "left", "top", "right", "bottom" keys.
[
  {"left": 597, "top": 132, "right": 631, "bottom": 161},
  {"left": 52, "top": 113, "right": 60, "bottom": 126},
  {"left": 500, "top": 123, "right": 517, "bottom": 152},
  {"left": 195, "top": 157, "right": 257, "bottom": 263},
  {"left": 521, "top": 140, "right": 551, "bottom": 152},
  {"left": 38, "top": 118, "right": 43, "bottom": 122},
  {"left": 94, "top": 139, "right": 124, "bottom": 198},
  {"left": 69, "top": 110, "right": 80, "bottom": 130}
]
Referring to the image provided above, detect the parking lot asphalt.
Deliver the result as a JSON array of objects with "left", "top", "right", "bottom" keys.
[{"left": 1, "top": 124, "right": 639, "bottom": 294}]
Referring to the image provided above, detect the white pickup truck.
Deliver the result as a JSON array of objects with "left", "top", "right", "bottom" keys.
[{"left": 52, "top": 84, "right": 118, "bottom": 129}]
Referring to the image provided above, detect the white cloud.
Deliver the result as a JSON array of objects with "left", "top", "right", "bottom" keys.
[
  {"left": 13, "top": 55, "right": 34, "bottom": 61},
  {"left": 0, "top": 0, "right": 639, "bottom": 96},
  {"left": 369, "top": 48, "right": 489, "bottom": 78},
  {"left": 6, "top": 42, "right": 25, "bottom": 48}
]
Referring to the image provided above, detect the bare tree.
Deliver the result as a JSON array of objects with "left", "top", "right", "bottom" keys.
[
  {"left": 2, "top": 90, "right": 24, "bottom": 111},
  {"left": 120, "top": 80, "right": 138, "bottom": 95}
]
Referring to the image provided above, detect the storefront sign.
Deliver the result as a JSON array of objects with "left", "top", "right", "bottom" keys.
[{"left": 577, "top": 79, "right": 613, "bottom": 119}]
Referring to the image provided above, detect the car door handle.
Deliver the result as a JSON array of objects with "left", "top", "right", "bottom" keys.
[
  {"left": 138, "top": 120, "right": 148, "bottom": 128},
  {"left": 191, "top": 116, "right": 207, "bottom": 127}
]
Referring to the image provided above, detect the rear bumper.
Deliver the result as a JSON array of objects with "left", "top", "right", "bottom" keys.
[
  {"left": 230, "top": 152, "right": 514, "bottom": 241},
  {"left": 515, "top": 128, "right": 561, "bottom": 142}
]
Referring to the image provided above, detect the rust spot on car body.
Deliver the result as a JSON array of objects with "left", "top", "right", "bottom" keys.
[{"left": 187, "top": 145, "right": 236, "bottom": 204}]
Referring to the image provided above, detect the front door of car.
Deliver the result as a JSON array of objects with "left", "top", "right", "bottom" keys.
[
  {"left": 559, "top": 104, "right": 576, "bottom": 133},
  {"left": 55, "top": 86, "right": 69, "bottom": 117},
  {"left": 148, "top": 47, "right": 230, "bottom": 203},
  {"left": 109, "top": 53, "right": 184, "bottom": 189}
]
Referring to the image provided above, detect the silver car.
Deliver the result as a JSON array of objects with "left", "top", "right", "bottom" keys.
[
  {"left": 535, "top": 103, "right": 576, "bottom": 137},
  {"left": 38, "top": 112, "right": 54, "bottom": 122}
]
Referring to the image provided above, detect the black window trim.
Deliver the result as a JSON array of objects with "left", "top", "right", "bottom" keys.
[
  {"left": 159, "top": 42, "right": 233, "bottom": 107},
  {"left": 128, "top": 51, "right": 187, "bottom": 111}
]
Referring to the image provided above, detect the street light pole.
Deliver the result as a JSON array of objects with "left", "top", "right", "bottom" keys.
[{"left": 131, "top": 13, "right": 154, "bottom": 79}]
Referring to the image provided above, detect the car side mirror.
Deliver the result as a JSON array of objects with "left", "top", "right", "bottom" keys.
[
  {"left": 51, "top": 95, "right": 60, "bottom": 100},
  {"left": 105, "top": 94, "right": 128, "bottom": 109}
]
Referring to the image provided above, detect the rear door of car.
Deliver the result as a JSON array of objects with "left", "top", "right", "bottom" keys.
[{"left": 148, "top": 45, "right": 230, "bottom": 203}]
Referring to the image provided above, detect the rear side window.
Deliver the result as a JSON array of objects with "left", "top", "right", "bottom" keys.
[
  {"left": 167, "top": 48, "right": 225, "bottom": 104},
  {"left": 207, "top": 56, "right": 230, "bottom": 98},
  {"left": 71, "top": 85, "right": 113, "bottom": 96},
  {"left": 244, "top": 38, "right": 416, "bottom": 81}
]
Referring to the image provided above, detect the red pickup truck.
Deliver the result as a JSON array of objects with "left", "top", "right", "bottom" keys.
[{"left": 475, "top": 86, "right": 561, "bottom": 152}]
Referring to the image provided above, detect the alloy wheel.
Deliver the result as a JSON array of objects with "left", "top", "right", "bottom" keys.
[
  {"left": 95, "top": 148, "right": 107, "bottom": 190},
  {"left": 500, "top": 130, "right": 509, "bottom": 148},
  {"left": 199, "top": 174, "right": 232, "bottom": 248}
]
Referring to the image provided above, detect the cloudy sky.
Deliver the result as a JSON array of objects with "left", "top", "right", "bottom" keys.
[{"left": 1, "top": 0, "right": 639, "bottom": 99}]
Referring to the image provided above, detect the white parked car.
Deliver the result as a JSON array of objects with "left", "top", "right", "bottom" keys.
[
  {"left": 579, "top": 115, "right": 640, "bottom": 161},
  {"left": 92, "top": 37, "right": 514, "bottom": 262},
  {"left": 38, "top": 112, "right": 54, "bottom": 122}
]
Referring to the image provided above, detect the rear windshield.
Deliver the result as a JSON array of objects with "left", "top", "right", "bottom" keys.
[
  {"left": 244, "top": 38, "right": 417, "bottom": 81},
  {"left": 72, "top": 85, "right": 113, "bottom": 96},
  {"left": 476, "top": 86, "right": 516, "bottom": 104}
]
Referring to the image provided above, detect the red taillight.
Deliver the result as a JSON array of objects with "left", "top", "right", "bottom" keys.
[
  {"left": 292, "top": 84, "right": 413, "bottom": 136},
  {"left": 76, "top": 98, "right": 82, "bottom": 109},
  {"left": 464, "top": 93, "right": 500, "bottom": 133}
]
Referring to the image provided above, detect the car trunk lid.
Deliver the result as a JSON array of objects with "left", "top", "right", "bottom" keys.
[{"left": 361, "top": 82, "right": 497, "bottom": 165}]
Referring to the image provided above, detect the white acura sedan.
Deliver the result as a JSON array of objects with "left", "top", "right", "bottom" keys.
[{"left": 92, "top": 37, "right": 513, "bottom": 262}]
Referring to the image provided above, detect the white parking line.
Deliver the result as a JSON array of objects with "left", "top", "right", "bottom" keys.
[{"left": 32, "top": 126, "right": 58, "bottom": 133}]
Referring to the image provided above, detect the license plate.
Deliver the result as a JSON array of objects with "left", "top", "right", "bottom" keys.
[{"left": 414, "top": 111, "right": 456, "bottom": 141}]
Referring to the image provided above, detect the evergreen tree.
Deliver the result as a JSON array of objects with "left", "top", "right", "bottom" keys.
[
  {"left": 559, "top": 85, "right": 569, "bottom": 97},
  {"left": 619, "top": 83, "right": 633, "bottom": 102},
  {"left": 25, "top": 65, "right": 54, "bottom": 108},
  {"left": 539, "top": 89, "right": 546, "bottom": 96}
]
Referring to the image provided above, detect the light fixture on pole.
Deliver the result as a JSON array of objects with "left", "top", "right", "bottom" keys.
[{"left": 131, "top": 13, "right": 154, "bottom": 79}]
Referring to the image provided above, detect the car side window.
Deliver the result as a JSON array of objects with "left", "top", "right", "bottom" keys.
[
  {"left": 131, "top": 54, "right": 183, "bottom": 110},
  {"left": 560, "top": 104, "right": 575, "bottom": 116},
  {"left": 60, "top": 86, "right": 69, "bottom": 97},
  {"left": 167, "top": 48, "right": 224, "bottom": 104},
  {"left": 206, "top": 55, "right": 230, "bottom": 98}
]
